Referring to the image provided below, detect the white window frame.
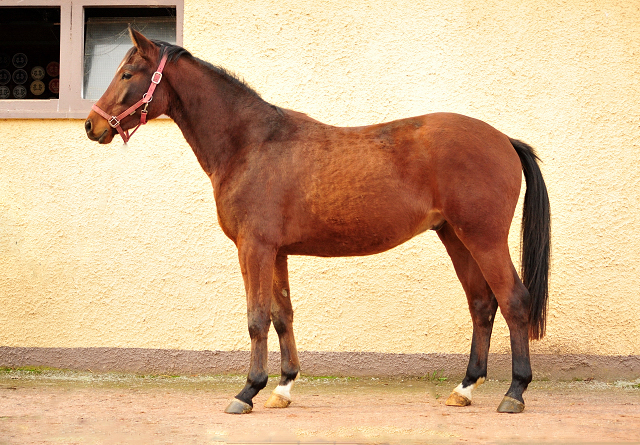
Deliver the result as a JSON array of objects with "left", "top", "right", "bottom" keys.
[{"left": 0, "top": 0, "right": 183, "bottom": 118}]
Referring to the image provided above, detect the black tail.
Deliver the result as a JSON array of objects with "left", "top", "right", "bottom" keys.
[{"left": 510, "top": 138, "right": 551, "bottom": 340}]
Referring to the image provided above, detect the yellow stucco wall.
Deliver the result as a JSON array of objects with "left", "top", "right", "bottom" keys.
[{"left": 1, "top": 0, "right": 639, "bottom": 358}]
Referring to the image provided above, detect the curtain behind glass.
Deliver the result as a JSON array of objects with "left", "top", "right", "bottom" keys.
[{"left": 84, "top": 17, "right": 176, "bottom": 100}]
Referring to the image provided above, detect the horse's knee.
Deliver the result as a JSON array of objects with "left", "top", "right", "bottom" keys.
[
  {"left": 248, "top": 316, "right": 270, "bottom": 340},
  {"left": 272, "top": 313, "right": 292, "bottom": 336}
]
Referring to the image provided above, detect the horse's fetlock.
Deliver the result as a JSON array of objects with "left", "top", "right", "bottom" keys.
[
  {"left": 280, "top": 367, "right": 299, "bottom": 384},
  {"left": 248, "top": 372, "right": 269, "bottom": 391},
  {"left": 513, "top": 368, "right": 532, "bottom": 386},
  {"left": 520, "top": 372, "right": 533, "bottom": 386},
  {"left": 463, "top": 373, "right": 487, "bottom": 387}
]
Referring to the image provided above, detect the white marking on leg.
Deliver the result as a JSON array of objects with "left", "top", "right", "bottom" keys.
[
  {"left": 273, "top": 380, "right": 294, "bottom": 401},
  {"left": 453, "top": 377, "right": 485, "bottom": 401}
]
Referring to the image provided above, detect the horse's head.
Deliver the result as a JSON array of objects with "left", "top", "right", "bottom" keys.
[{"left": 85, "top": 27, "right": 169, "bottom": 144}]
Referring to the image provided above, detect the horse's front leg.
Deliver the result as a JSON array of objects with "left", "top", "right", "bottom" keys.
[
  {"left": 224, "top": 240, "right": 276, "bottom": 414},
  {"left": 264, "top": 254, "right": 300, "bottom": 408}
]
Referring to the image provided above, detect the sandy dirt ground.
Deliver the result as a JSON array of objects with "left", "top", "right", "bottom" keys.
[{"left": 1, "top": 369, "right": 639, "bottom": 444}]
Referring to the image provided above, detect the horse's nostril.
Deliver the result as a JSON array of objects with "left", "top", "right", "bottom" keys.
[{"left": 84, "top": 119, "right": 92, "bottom": 133}]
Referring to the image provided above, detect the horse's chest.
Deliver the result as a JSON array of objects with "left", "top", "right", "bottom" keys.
[{"left": 213, "top": 182, "right": 284, "bottom": 244}]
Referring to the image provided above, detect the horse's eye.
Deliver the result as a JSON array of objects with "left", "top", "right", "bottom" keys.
[{"left": 121, "top": 72, "right": 133, "bottom": 80}]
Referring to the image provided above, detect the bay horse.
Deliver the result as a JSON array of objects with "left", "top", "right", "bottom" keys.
[{"left": 85, "top": 28, "right": 550, "bottom": 414}]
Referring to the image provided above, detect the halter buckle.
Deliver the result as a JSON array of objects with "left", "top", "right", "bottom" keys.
[
  {"left": 151, "top": 71, "right": 163, "bottom": 84},
  {"left": 108, "top": 116, "right": 120, "bottom": 128}
]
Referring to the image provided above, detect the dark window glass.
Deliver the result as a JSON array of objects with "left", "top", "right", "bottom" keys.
[{"left": 0, "top": 7, "right": 61, "bottom": 100}]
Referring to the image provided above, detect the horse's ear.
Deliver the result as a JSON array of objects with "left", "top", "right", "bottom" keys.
[{"left": 128, "top": 25, "right": 155, "bottom": 58}]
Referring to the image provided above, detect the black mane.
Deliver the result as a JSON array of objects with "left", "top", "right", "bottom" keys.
[{"left": 152, "top": 40, "right": 264, "bottom": 101}]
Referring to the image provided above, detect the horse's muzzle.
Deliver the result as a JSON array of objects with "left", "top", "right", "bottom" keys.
[{"left": 84, "top": 117, "right": 113, "bottom": 144}]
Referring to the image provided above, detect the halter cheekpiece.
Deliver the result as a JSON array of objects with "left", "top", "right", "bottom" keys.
[{"left": 92, "top": 52, "right": 169, "bottom": 144}]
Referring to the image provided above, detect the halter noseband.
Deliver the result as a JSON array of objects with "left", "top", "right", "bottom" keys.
[{"left": 91, "top": 53, "right": 169, "bottom": 144}]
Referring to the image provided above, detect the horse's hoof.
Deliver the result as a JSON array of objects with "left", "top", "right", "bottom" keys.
[
  {"left": 497, "top": 396, "right": 525, "bottom": 413},
  {"left": 224, "top": 398, "right": 253, "bottom": 414},
  {"left": 264, "top": 392, "right": 292, "bottom": 408},
  {"left": 445, "top": 391, "right": 471, "bottom": 407}
]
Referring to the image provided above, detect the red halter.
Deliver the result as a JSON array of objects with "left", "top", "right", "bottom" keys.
[{"left": 92, "top": 53, "right": 169, "bottom": 144}]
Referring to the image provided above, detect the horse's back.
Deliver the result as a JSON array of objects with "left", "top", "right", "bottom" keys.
[{"left": 314, "top": 111, "right": 522, "bottom": 222}]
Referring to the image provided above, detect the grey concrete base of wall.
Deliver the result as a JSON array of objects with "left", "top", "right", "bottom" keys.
[{"left": 1, "top": 347, "right": 639, "bottom": 381}]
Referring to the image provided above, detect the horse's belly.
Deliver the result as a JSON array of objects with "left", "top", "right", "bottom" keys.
[
  {"left": 282, "top": 236, "right": 410, "bottom": 257},
  {"left": 280, "top": 207, "right": 443, "bottom": 257}
]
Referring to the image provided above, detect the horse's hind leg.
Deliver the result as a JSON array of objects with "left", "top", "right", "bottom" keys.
[
  {"left": 264, "top": 254, "right": 300, "bottom": 408},
  {"left": 456, "top": 230, "right": 533, "bottom": 413},
  {"left": 437, "top": 223, "right": 498, "bottom": 407}
]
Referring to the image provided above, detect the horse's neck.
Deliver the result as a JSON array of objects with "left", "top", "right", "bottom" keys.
[{"left": 164, "top": 58, "right": 282, "bottom": 182}]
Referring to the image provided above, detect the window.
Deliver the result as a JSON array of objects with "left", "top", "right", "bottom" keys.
[
  {"left": 0, "top": 8, "right": 61, "bottom": 101},
  {"left": 84, "top": 7, "right": 177, "bottom": 100},
  {"left": 0, "top": 0, "right": 183, "bottom": 118}
]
